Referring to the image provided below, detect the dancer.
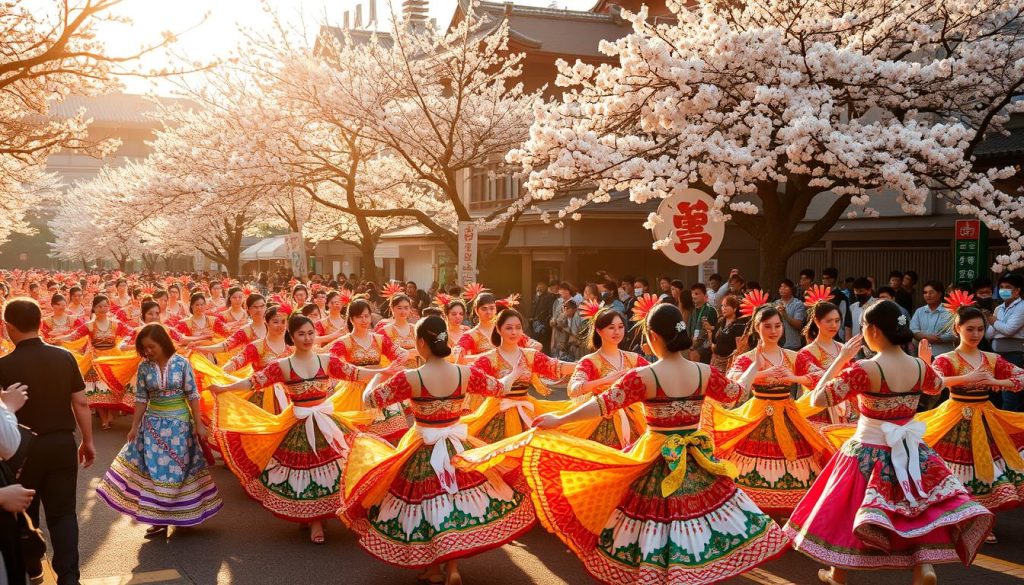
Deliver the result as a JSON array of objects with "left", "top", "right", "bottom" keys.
[
  {"left": 40, "top": 293, "right": 84, "bottom": 347},
  {"left": 561, "top": 303, "right": 647, "bottom": 448},
  {"left": 377, "top": 293, "right": 420, "bottom": 367},
  {"left": 340, "top": 316, "right": 534, "bottom": 585},
  {"left": 96, "top": 324, "right": 222, "bottom": 536},
  {"left": 520, "top": 303, "right": 789, "bottom": 584},
  {"left": 174, "top": 293, "right": 229, "bottom": 346},
  {"left": 795, "top": 286, "right": 855, "bottom": 425},
  {"left": 314, "top": 290, "right": 349, "bottom": 347},
  {"left": 217, "top": 305, "right": 293, "bottom": 413},
  {"left": 705, "top": 292, "right": 833, "bottom": 513},
  {"left": 194, "top": 293, "right": 269, "bottom": 360},
  {"left": 456, "top": 288, "right": 541, "bottom": 362},
  {"left": 218, "top": 286, "right": 249, "bottom": 332},
  {"left": 784, "top": 300, "right": 994, "bottom": 585},
  {"left": 917, "top": 293, "right": 1024, "bottom": 543},
  {"left": 165, "top": 284, "right": 188, "bottom": 324},
  {"left": 438, "top": 295, "right": 470, "bottom": 356},
  {"left": 209, "top": 315, "right": 397, "bottom": 544}
]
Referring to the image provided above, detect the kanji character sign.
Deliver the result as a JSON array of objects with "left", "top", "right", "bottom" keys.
[{"left": 652, "top": 189, "right": 724, "bottom": 266}]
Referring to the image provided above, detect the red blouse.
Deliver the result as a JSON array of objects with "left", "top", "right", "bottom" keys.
[
  {"left": 821, "top": 360, "right": 941, "bottom": 421},
  {"left": 250, "top": 355, "right": 358, "bottom": 403},
  {"left": 366, "top": 368, "right": 503, "bottom": 424},
  {"left": 597, "top": 366, "right": 743, "bottom": 427}
]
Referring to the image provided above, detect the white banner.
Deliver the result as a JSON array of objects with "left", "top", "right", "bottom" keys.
[
  {"left": 698, "top": 258, "right": 718, "bottom": 285},
  {"left": 651, "top": 188, "right": 725, "bottom": 266},
  {"left": 457, "top": 221, "right": 478, "bottom": 287},
  {"left": 285, "top": 231, "right": 306, "bottom": 277}
]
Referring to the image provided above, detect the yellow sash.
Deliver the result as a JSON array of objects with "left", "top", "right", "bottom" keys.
[{"left": 659, "top": 431, "right": 736, "bottom": 497}]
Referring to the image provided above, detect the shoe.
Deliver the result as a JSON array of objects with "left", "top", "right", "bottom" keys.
[
  {"left": 817, "top": 568, "right": 843, "bottom": 585},
  {"left": 144, "top": 525, "right": 168, "bottom": 538}
]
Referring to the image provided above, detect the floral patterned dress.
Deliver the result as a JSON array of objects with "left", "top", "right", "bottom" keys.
[
  {"left": 96, "top": 354, "right": 222, "bottom": 526},
  {"left": 917, "top": 351, "right": 1024, "bottom": 510},
  {"left": 560, "top": 350, "right": 648, "bottom": 448},
  {"left": 784, "top": 359, "right": 994, "bottom": 568},
  {"left": 330, "top": 333, "right": 410, "bottom": 443},
  {"left": 341, "top": 367, "right": 535, "bottom": 567},
  {"left": 503, "top": 365, "right": 789, "bottom": 584}
]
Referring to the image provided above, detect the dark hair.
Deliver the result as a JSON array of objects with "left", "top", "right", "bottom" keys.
[
  {"left": 69, "top": 286, "right": 82, "bottom": 298},
  {"left": 168, "top": 283, "right": 181, "bottom": 294},
  {"left": 245, "top": 293, "right": 265, "bottom": 310},
  {"left": 292, "top": 283, "right": 309, "bottom": 297},
  {"left": 745, "top": 281, "right": 761, "bottom": 291},
  {"left": 325, "top": 291, "right": 341, "bottom": 306},
  {"left": 346, "top": 299, "right": 372, "bottom": 331},
  {"left": 802, "top": 301, "right": 839, "bottom": 341},
  {"left": 135, "top": 323, "right": 176, "bottom": 359},
  {"left": 300, "top": 303, "right": 321, "bottom": 318},
  {"left": 778, "top": 278, "right": 795, "bottom": 291},
  {"left": 116, "top": 278, "right": 127, "bottom": 286},
  {"left": 922, "top": 280, "right": 945, "bottom": 296},
  {"left": 188, "top": 292, "right": 206, "bottom": 314},
  {"left": 3, "top": 299, "right": 41, "bottom": 333},
  {"left": 669, "top": 279, "right": 685, "bottom": 291},
  {"left": 720, "top": 294, "right": 740, "bottom": 313},
  {"left": 421, "top": 306, "right": 443, "bottom": 318},
  {"left": 51, "top": 293, "right": 66, "bottom": 307},
  {"left": 852, "top": 277, "right": 872, "bottom": 291},
  {"left": 691, "top": 282, "right": 708, "bottom": 295},
  {"left": 473, "top": 292, "right": 497, "bottom": 314},
  {"left": 416, "top": 315, "right": 452, "bottom": 358},
  {"left": 822, "top": 267, "right": 838, "bottom": 279},
  {"left": 141, "top": 301, "right": 161, "bottom": 322},
  {"left": 491, "top": 308, "right": 524, "bottom": 346},
  {"left": 226, "top": 286, "right": 243, "bottom": 306},
  {"left": 92, "top": 294, "right": 110, "bottom": 310},
  {"left": 972, "top": 277, "right": 993, "bottom": 290},
  {"left": 744, "top": 305, "right": 782, "bottom": 344},
  {"left": 999, "top": 273, "right": 1024, "bottom": 290},
  {"left": 210, "top": 281, "right": 223, "bottom": 290},
  {"left": 954, "top": 306, "right": 986, "bottom": 328},
  {"left": 265, "top": 304, "right": 288, "bottom": 326},
  {"left": 799, "top": 268, "right": 815, "bottom": 280},
  {"left": 708, "top": 273, "right": 722, "bottom": 282},
  {"left": 634, "top": 277, "right": 649, "bottom": 287},
  {"left": 444, "top": 298, "right": 467, "bottom": 316},
  {"left": 152, "top": 290, "right": 168, "bottom": 301},
  {"left": 904, "top": 270, "right": 919, "bottom": 284},
  {"left": 590, "top": 308, "right": 625, "bottom": 350},
  {"left": 390, "top": 293, "right": 411, "bottom": 309},
  {"left": 862, "top": 300, "right": 914, "bottom": 345},
  {"left": 563, "top": 299, "right": 577, "bottom": 310},
  {"left": 876, "top": 286, "right": 897, "bottom": 297},
  {"left": 557, "top": 281, "right": 573, "bottom": 292},
  {"left": 285, "top": 314, "right": 315, "bottom": 346},
  {"left": 889, "top": 270, "right": 904, "bottom": 280},
  {"left": 646, "top": 303, "right": 692, "bottom": 352}
]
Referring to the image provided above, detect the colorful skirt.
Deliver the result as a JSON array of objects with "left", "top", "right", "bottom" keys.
[
  {"left": 96, "top": 400, "right": 222, "bottom": 526},
  {"left": 188, "top": 352, "right": 256, "bottom": 430},
  {"left": 560, "top": 402, "right": 647, "bottom": 449},
  {"left": 784, "top": 421, "right": 994, "bottom": 569},
  {"left": 916, "top": 393, "right": 1024, "bottom": 510},
  {"left": 335, "top": 379, "right": 410, "bottom": 444},
  {"left": 212, "top": 391, "right": 373, "bottom": 522},
  {"left": 78, "top": 346, "right": 134, "bottom": 412},
  {"left": 341, "top": 423, "right": 535, "bottom": 567},
  {"left": 463, "top": 393, "right": 572, "bottom": 444},
  {"left": 94, "top": 353, "right": 143, "bottom": 413},
  {"left": 703, "top": 392, "right": 834, "bottom": 513},
  {"left": 517, "top": 429, "right": 789, "bottom": 584}
]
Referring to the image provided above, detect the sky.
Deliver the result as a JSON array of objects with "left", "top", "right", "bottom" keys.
[{"left": 85, "top": 0, "right": 591, "bottom": 95}]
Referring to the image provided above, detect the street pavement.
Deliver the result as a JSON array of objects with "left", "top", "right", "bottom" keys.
[{"left": 53, "top": 417, "right": 1024, "bottom": 585}]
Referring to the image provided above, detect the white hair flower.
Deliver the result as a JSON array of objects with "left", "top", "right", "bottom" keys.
[
  {"left": 675, "top": 321, "right": 686, "bottom": 332},
  {"left": 897, "top": 315, "right": 908, "bottom": 326},
  {"left": 437, "top": 332, "right": 448, "bottom": 342}
]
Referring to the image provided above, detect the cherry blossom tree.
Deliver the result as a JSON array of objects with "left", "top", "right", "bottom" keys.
[{"left": 511, "top": 0, "right": 1024, "bottom": 282}]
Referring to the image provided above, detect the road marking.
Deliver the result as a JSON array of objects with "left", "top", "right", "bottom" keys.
[
  {"left": 739, "top": 568, "right": 798, "bottom": 585},
  {"left": 973, "top": 554, "right": 1024, "bottom": 579},
  {"left": 81, "top": 569, "right": 185, "bottom": 585}
]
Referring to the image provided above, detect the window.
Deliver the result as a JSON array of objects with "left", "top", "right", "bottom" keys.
[{"left": 468, "top": 164, "right": 521, "bottom": 211}]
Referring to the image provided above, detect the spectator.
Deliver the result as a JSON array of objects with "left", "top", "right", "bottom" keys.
[
  {"left": 562, "top": 300, "right": 586, "bottom": 361},
  {"left": 687, "top": 283, "right": 718, "bottom": 363},
  {"left": 715, "top": 271, "right": 744, "bottom": 306},
  {"left": 797, "top": 268, "right": 815, "bottom": 295},
  {"left": 888, "top": 270, "right": 903, "bottom": 291},
  {"left": 550, "top": 282, "right": 573, "bottom": 351},
  {"left": 0, "top": 299, "right": 92, "bottom": 585},
  {"left": 657, "top": 275, "right": 673, "bottom": 302},
  {"left": 775, "top": 279, "right": 806, "bottom": 350},
  {"left": 529, "top": 281, "right": 556, "bottom": 355},
  {"left": 876, "top": 287, "right": 909, "bottom": 319},
  {"left": 404, "top": 281, "right": 430, "bottom": 313},
  {"left": 706, "top": 273, "right": 723, "bottom": 306},
  {"left": 973, "top": 277, "right": 996, "bottom": 312},
  {"left": 843, "top": 277, "right": 856, "bottom": 299},
  {"left": 711, "top": 295, "right": 746, "bottom": 372},
  {"left": 848, "top": 277, "right": 876, "bottom": 343},
  {"left": 601, "top": 280, "right": 625, "bottom": 314},
  {"left": 986, "top": 272, "right": 1024, "bottom": 412},
  {"left": 897, "top": 270, "right": 918, "bottom": 313},
  {"left": 1, "top": 382, "right": 33, "bottom": 585},
  {"left": 911, "top": 280, "right": 956, "bottom": 356}
]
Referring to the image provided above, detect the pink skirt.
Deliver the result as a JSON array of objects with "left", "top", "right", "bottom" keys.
[{"left": 783, "top": 439, "right": 993, "bottom": 569}]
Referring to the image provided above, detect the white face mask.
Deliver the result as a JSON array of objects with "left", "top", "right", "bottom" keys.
[
  {"left": 619, "top": 290, "right": 630, "bottom": 301},
  {"left": 633, "top": 288, "right": 643, "bottom": 298}
]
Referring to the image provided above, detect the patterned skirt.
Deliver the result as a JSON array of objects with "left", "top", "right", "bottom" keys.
[
  {"left": 916, "top": 395, "right": 1024, "bottom": 510},
  {"left": 81, "top": 346, "right": 135, "bottom": 412},
  {"left": 97, "top": 404, "right": 222, "bottom": 526},
  {"left": 212, "top": 392, "right": 373, "bottom": 522},
  {"left": 783, "top": 439, "right": 994, "bottom": 569},
  {"left": 560, "top": 403, "right": 647, "bottom": 449},
  {"left": 463, "top": 394, "right": 573, "bottom": 444},
  {"left": 341, "top": 424, "right": 535, "bottom": 567},
  {"left": 518, "top": 429, "right": 789, "bottom": 584},
  {"left": 704, "top": 393, "right": 834, "bottom": 513},
  {"left": 94, "top": 353, "right": 143, "bottom": 413},
  {"left": 335, "top": 379, "right": 410, "bottom": 444}
]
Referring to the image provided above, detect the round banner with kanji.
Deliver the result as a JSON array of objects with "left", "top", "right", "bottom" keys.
[{"left": 651, "top": 189, "right": 724, "bottom": 266}]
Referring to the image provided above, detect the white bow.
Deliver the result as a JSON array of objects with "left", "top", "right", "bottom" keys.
[
  {"left": 499, "top": 398, "right": 535, "bottom": 427},
  {"left": 880, "top": 420, "right": 926, "bottom": 505},
  {"left": 418, "top": 424, "right": 468, "bottom": 495},
  {"left": 293, "top": 401, "right": 348, "bottom": 455}
]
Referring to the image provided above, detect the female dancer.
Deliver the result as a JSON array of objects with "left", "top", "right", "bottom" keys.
[
  {"left": 40, "top": 293, "right": 84, "bottom": 346},
  {"left": 195, "top": 293, "right": 268, "bottom": 359},
  {"left": 441, "top": 297, "right": 471, "bottom": 357},
  {"left": 67, "top": 286, "right": 88, "bottom": 319},
  {"left": 785, "top": 300, "right": 993, "bottom": 585},
  {"left": 561, "top": 305, "right": 647, "bottom": 448},
  {"left": 164, "top": 284, "right": 188, "bottom": 324},
  {"left": 290, "top": 283, "right": 310, "bottom": 309},
  {"left": 464, "top": 309, "right": 573, "bottom": 443},
  {"left": 175, "top": 293, "right": 229, "bottom": 348},
  {"left": 112, "top": 278, "right": 132, "bottom": 310},
  {"left": 55, "top": 295, "right": 134, "bottom": 429},
  {"left": 209, "top": 315, "right": 398, "bottom": 544},
  {"left": 377, "top": 293, "right": 419, "bottom": 367},
  {"left": 917, "top": 299, "right": 1024, "bottom": 543},
  {"left": 706, "top": 295, "right": 833, "bottom": 514},
  {"left": 96, "top": 324, "right": 223, "bottom": 537},
  {"left": 455, "top": 290, "right": 541, "bottom": 362},
  {"left": 521, "top": 303, "right": 788, "bottom": 584},
  {"left": 710, "top": 294, "right": 745, "bottom": 372},
  {"left": 340, "top": 316, "right": 534, "bottom": 585},
  {"left": 314, "top": 290, "right": 349, "bottom": 347},
  {"left": 220, "top": 305, "right": 294, "bottom": 412},
  {"left": 218, "top": 287, "right": 249, "bottom": 332},
  {"left": 795, "top": 288, "right": 852, "bottom": 425},
  {"left": 208, "top": 281, "right": 225, "bottom": 312},
  {"left": 330, "top": 299, "right": 410, "bottom": 443}
]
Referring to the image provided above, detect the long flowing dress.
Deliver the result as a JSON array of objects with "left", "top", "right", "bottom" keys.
[
  {"left": 330, "top": 334, "right": 410, "bottom": 443},
  {"left": 340, "top": 368, "right": 535, "bottom": 567},
  {"left": 509, "top": 366, "right": 790, "bottom": 584},
  {"left": 96, "top": 354, "right": 223, "bottom": 526},
  {"left": 465, "top": 348, "right": 572, "bottom": 444},
  {"left": 211, "top": 355, "right": 373, "bottom": 521},
  {"left": 704, "top": 349, "right": 833, "bottom": 513},
  {"left": 794, "top": 341, "right": 857, "bottom": 425},
  {"left": 40, "top": 314, "right": 84, "bottom": 346},
  {"left": 560, "top": 350, "right": 648, "bottom": 449},
  {"left": 377, "top": 322, "right": 419, "bottom": 367},
  {"left": 784, "top": 360, "right": 994, "bottom": 568},
  {"left": 917, "top": 351, "right": 1024, "bottom": 510},
  {"left": 222, "top": 339, "right": 294, "bottom": 412},
  {"left": 65, "top": 319, "right": 134, "bottom": 412},
  {"left": 94, "top": 325, "right": 186, "bottom": 410}
]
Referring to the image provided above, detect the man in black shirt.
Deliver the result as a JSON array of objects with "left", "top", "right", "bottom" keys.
[
  {"left": 529, "top": 281, "right": 556, "bottom": 355},
  {"left": 0, "top": 299, "right": 92, "bottom": 585}
]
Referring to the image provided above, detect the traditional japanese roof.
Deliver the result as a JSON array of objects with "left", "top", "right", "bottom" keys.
[
  {"left": 316, "top": 25, "right": 394, "bottom": 51},
  {"left": 44, "top": 93, "right": 191, "bottom": 128}
]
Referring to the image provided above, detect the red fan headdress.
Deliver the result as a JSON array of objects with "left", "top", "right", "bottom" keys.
[
  {"left": 943, "top": 290, "right": 975, "bottom": 313},
  {"left": 496, "top": 293, "right": 520, "bottom": 310},
  {"left": 382, "top": 282, "right": 403, "bottom": 300},
  {"left": 740, "top": 289, "right": 771, "bottom": 318},
  {"left": 462, "top": 282, "right": 488, "bottom": 303},
  {"left": 221, "top": 277, "right": 231, "bottom": 289},
  {"left": 630, "top": 293, "right": 660, "bottom": 325},
  {"left": 803, "top": 285, "right": 832, "bottom": 308},
  {"left": 435, "top": 292, "right": 453, "bottom": 307},
  {"left": 338, "top": 289, "right": 353, "bottom": 306},
  {"left": 579, "top": 299, "right": 602, "bottom": 321},
  {"left": 242, "top": 286, "right": 253, "bottom": 296}
]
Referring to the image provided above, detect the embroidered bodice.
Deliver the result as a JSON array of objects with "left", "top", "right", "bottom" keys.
[
  {"left": 568, "top": 350, "right": 648, "bottom": 400},
  {"left": 366, "top": 367, "right": 504, "bottom": 425},
  {"left": 330, "top": 332, "right": 405, "bottom": 367},
  {"left": 471, "top": 348, "right": 561, "bottom": 396},
  {"left": 729, "top": 348, "right": 809, "bottom": 398},
  {"left": 175, "top": 315, "right": 229, "bottom": 339},
  {"left": 68, "top": 319, "right": 132, "bottom": 350},
  {"left": 251, "top": 355, "right": 358, "bottom": 403},
  {"left": 821, "top": 360, "right": 942, "bottom": 421},
  {"left": 597, "top": 365, "right": 743, "bottom": 427},
  {"left": 795, "top": 341, "right": 842, "bottom": 376},
  {"left": 222, "top": 324, "right": 264, "bottom": 353},
  {"left": 134, "top": 354, "right": 200, "bottom": 403},
  {"left": 315, "top": 316, "right": 347, "bottom": 337},
  {"left": 226, "top": 338, "right": 293, "bottom": 372},
  {"left": 41, "top": 314, "right": 82, "bottom": 341},
  {"left": 379, "top": 322, "right": 416, "bottom": 351},
  {"left": 932, "top": 351, "right": 1024, "bottom": 398}
]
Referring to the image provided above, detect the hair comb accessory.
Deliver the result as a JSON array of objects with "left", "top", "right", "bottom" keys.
[
  {"left": 437, "top": 331, "right": 448, "bottom": 342},
  {"left": 897, "top": 314, "right": 908, "bottom": 326},
  {"left": 675, "top": 321, "right": 686, "bottom": 332},
  {"left": 740, "top": 289, "right": 770, "bottom": 317}
]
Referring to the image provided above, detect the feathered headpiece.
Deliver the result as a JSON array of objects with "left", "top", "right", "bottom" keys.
[
  {"left": 943, "top": 290, "right": 975, "bottom": 314},
  {"left": 221, "top": 277, "right": 231, "bottom": 289},
  {"left": 740, "top": 289, "right": 770, "bottom": 318},
  {"left": 382, "top": 282, "right": 403, "bottom": 300},
  {"left": 803, "top": 285, "right": 832, "bottom": 308},
  {"left": 435, "top": 292, "right": 453, "bottom": 308},
  {"left": 579, "top": 299, "right": 602, "bottom": 321},
  {"left": 338, "top": 289, "right": 353, "bottom": 306},
  {"left": 242, "top": 286, "right": 253, "bottom": 296},
  {"left": 496, "top": 293, "right": 520, "bottom": 310},
  {"left": 462, "top": 282, "right": 488, "bottom": 303},
  {"left": 630, "top": 293, "right": 660, "bottom": 325}
]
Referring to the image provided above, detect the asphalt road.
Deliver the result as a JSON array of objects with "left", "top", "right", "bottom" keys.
[{"left": 55, "top": 418, "right": 1024, "bottom": 585}]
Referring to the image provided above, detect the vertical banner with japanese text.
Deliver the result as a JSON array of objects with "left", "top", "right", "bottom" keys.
[
  {"left": 285, "top": 231, "right": 306, "bottom": 277},
  {"left": 954, "top": 219, "right": 987, "bottom": 284},
  {"left": 651, "top": 189, "right": 725, "bottom": 266},
  {"left": 458, "top": 221, "right": 478, "bottom": 287}
]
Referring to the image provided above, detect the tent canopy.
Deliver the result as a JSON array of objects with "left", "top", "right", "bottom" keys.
[{"left": 240, "top": 236, "right": 290, "bottom": 262}]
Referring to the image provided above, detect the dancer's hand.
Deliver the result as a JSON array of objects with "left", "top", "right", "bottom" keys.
[
  {"left": 917, "top": 339, "right": 932, "bottom": 364},
  {"left": 532, "top": 413, "right": 562, "bottom": 429},
  {"left": 838, "top": 335, "right": 863, "bottom": 362}
]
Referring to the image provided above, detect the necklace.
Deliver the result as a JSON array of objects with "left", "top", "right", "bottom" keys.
[
  {"left": 498, "top": 347, "right": 522, "bottom": 369},
  {"left": 600, "top": 349, "right": 624, "bottom": 371},
  {"left": 815, "top": 339, "right": 839, "bottom": 361}
]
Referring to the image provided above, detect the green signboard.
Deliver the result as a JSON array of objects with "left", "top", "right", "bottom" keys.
[{"left": 954, "top": 219, "right": 987, "bottom": 284}]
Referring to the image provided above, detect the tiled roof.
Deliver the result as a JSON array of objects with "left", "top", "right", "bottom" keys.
[
  {"left": 43, "top": 93, "right": 192, "bottom": 127},
  {"left": 975, "top": 126, "right": 1024, "bottom": 159}
]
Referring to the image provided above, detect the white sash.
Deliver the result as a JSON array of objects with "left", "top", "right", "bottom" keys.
[
  {"left": 499, "top": 398, "right": 535, "bottom": 427},
  {"left": 292, "top": 401, "right": 348, "bottom": 455},
  {"left": 853, "top": 415, "right": 926, "bottom": 505},
  {"left": 418, "top": 424, "right": 468, "bottom": 495}
]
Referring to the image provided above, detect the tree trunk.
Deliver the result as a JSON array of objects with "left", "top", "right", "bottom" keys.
[
  {"left": 80, "top": 257, "right": 89, "bottom": 271},
  {"left": 757, "top": 235, "right": 792, "bottom": 290},
  {"left": 360, "top": 238, "right": 379, "bottom": 282}
]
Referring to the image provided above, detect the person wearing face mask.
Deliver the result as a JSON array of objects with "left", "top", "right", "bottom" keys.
[
  {"left": 986, "top": 272, "right": 1024, "bottom": 412},
  {"left": 972, "top": 277, "right": 996, "bottom": 312},
  {"left": 847, "top": 278, "right": 876, "bottom": 350}
]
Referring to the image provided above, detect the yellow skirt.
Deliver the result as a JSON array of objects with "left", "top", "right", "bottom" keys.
[
  {"left": 559, "top": 403, "right": 647, "bottom": 449},
  {"left": 334, "top": 379, "right": 410, "bottom": 444},
  {"left": 463, "top": 394, "right": 573, "bottom": 443}
]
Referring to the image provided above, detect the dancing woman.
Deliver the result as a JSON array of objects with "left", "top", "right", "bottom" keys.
[
  {"left": 516, "top": 303, "right": 789, "bottom": 584},
  {"left": 40, "top": 293, "right": 84, "bottom": 346},
  {"left": 455, "top": 289, "right": 541, "bottom": 362},
  {"left": 340, "top": 316, "right": 534, "bottom": 585},
  {"left": 174, "top": 293, "right": 230, "bottom": 345},
  {"left": 314, "top": 290, "right": 349, "bottom": 347},
  {"left": 218, "top": 286, "right": 249, "bottom": 332},
  {"left": 795, "top": 286, "right": 855, "bottom": 425},
  {"left": 784, "top": 300, "right": 993, "bottom": 585},
  {"left": 194, "top": 293, "right": 269, "bottom": 360},
  {"left": 439, "top": 296, "right": 471, "bottom": 357},
  {"left": 377, "top": 293, "right": 419, "bottom": 367},
  {"left": 209, "top": 315, "right": 400, "bottom": 545}
]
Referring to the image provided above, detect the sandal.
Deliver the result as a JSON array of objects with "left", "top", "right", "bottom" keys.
[
  {"left": 985, "top": 533, "right": 998, "bottom": 544},
  {"left": 817, "top": 568, "right": 843, "bottom": 585},
  {"left": 310, "top": 525, "right": 325, "bottom": 545},
  {"left": 144, "top": 525, "right": 167, "bottom": 538}
]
